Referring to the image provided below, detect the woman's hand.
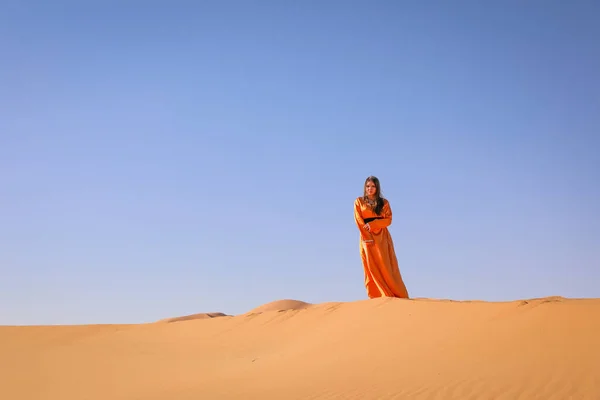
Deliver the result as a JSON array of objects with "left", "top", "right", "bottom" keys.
[{"left": 363, "top": 223, "right": 371, "bottom": 231}]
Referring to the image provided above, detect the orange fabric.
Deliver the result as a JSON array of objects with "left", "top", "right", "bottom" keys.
[{"left": 354, "top": 197, "right": 409, "bottom": 299}]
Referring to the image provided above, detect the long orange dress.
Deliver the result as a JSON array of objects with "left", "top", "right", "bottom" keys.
[{"left": 354, "top": 196, "right": 409, "bottom": 299}]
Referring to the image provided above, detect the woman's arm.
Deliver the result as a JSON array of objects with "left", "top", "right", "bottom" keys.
[
  {"left": 367, "top": 200, "right": 392, "bottom": 232},
  {"left": 354, "top": 198, "right": 373, "bottom": 241}
]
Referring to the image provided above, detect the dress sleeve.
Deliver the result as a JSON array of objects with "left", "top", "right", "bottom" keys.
[
  {"left": 354, "top": 198, "right": 372, "bottom": 241},
  {"left": 368, "top": 200, "right": 392, "bottom": 232}
]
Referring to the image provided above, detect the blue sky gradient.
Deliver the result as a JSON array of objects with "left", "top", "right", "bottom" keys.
[{"left": 1, "top": 1, "right": 599, "bottom": 325}]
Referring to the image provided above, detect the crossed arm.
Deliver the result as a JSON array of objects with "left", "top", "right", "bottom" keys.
[
  {"left": 354, "top": 198, "right": 393, "bottom": 237},
  {"left": 368, "top": 201, "right": 392, "bottom": 233}
]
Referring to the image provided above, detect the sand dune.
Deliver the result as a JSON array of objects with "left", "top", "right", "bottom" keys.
[
  {"left": 1, "top": 296, "right": 599, "bottom": 399},
  {"left": 157, "top": 312, "right": 230, "bottom": 323},
  {"left": 246, "top": 298, "right": 313, "bottom": 314}
]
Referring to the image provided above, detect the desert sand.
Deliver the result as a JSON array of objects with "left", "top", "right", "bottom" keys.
[{"left": 1, "top": 296, "right": 599, "bottom": 399}]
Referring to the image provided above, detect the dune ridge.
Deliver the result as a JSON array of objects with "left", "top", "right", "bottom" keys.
[
  {"left": 1, "top": 295, "right": 599, "bottom": 400},
  {"left": 157, "top": 312, "right": 230, "bottom": 323},
  {"left": 246, "top": 298, "right": 313, "bottom": 314}
]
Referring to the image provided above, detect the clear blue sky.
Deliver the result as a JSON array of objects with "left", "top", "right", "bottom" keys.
[{"left": 1, "top": 1, "right": 599, "bottom": 325}]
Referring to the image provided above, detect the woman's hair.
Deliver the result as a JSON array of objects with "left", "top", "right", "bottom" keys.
[{"left": 363, "top": 175, "right": 385, "bottom": 215}]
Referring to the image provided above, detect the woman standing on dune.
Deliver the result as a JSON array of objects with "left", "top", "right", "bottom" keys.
[{"left": 354, "top": 176, "right": 409, "bottom": 299}]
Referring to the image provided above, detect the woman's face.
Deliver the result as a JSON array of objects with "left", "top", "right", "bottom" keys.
[{"left": 365, "top": 181, "right": 377, "bottom": 197}]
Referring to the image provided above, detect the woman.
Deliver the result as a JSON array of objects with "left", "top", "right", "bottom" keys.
[{"left": 354, "top": 176, "right": 409, "bottom": 299}]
